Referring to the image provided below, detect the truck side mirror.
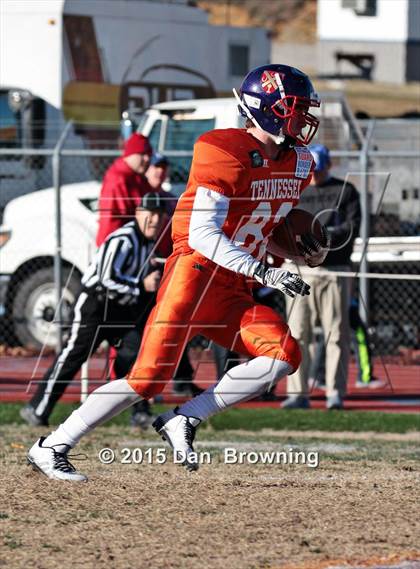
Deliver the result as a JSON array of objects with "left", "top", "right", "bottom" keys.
[
  {"left": 7, "top": 90, "right": 46, "bottom": 169},
  {"left": 26, "top": 97, "right": 46, "bottom": 169}
]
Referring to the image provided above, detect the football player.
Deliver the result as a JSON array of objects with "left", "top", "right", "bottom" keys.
[{"left": 27, "top": 65, "right": 324, "bottom": 480}]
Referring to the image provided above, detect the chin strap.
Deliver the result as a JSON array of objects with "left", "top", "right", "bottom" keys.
[
  {"left": 265, "top": 131, "right": 286, "bottom": 145},
  {"left": 279, "top": 135, "right": 297, "bottom": 150},
  {"left": 232, "top": 88, "right": 260, "bottom": 128}
]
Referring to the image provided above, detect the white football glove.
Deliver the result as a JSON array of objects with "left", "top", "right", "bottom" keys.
[
  {"left": 254, "top": 264, "right": 310, "bottom": 298},
  {"left": 297, "top": 227, "right": 331, "bottom": 268}
]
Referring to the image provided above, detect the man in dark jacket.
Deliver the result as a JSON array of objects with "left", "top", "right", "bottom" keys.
[{"left": 282, "top": 144, "right": 361, "bottom": 410}]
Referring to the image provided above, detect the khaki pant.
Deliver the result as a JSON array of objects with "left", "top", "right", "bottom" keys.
[{"left": 285, "top": 265, "right": 351, "bottom": 399}]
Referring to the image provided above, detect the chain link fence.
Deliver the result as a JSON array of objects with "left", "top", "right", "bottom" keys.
[
  {"left": 0, "top": 118, "right": 120, "bottom": 351},
  {"left": 0, "top": 119, "right": 419, "bottom": 364}
]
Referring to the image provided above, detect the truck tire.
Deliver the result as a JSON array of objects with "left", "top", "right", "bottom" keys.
[{"left": 11, "top": 267, "right": 81, "bottom": 349}]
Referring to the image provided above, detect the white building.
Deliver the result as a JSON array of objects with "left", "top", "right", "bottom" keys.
[
  {"left": 0, "top": 0, "right": 269, "bottom": 124},
  {"left": 0, "top": 0, "right": 269, "bottom": 204},
  {"left": 317, "top": 0, "right": 420, "bottom": 84}
]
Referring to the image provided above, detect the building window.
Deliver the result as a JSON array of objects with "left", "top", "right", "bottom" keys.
[
  {"left": 402, "top": 189, "right": 408, "bottom": 200},
  {"left": 413, "top": 188, "right": 419, "bottom": 199},
  {"left": 341, "top": 0, "right": 377, "bottom": 16},
  {"left": 229, "top": 45, "right": 249, "bottom": 77}
]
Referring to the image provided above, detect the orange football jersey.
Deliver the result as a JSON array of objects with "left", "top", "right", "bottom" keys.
[
  {"left": 172, "top": 129, "right": 314, "bottom": 260},
  {"left": 127, "top": 129, "right": 312, "bottom": 396}
]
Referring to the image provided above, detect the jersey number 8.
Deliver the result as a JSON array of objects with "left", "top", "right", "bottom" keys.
[{"left": 234, "top": 201, "right": 293, "bottom": 257}]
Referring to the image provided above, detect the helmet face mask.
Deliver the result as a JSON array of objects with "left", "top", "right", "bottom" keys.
[
  {"left": 235, "top": 65, "right": 321, "bottom": 145},
  {"left": 271, "top": 95, "right": 320, "bottom": 144}
]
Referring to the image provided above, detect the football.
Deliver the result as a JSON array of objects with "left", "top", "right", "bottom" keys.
[{"left": 267, "top": 208, "right": 327, "bottom": 263}]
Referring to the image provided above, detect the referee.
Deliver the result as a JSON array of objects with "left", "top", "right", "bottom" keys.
[{"left": 21, "top": 193, "right": 167, "bottom": 427}]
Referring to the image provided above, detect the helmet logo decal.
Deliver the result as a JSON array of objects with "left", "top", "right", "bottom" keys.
[
  {"left": 261, "top": 70, "right": 281, "bottom": 94},
  {"left": 243, "top": 93, "right": 261, "bottom": 110}
]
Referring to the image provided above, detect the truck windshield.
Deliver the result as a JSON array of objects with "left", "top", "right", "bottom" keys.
[
  {"left": 148, "top": 120, "right": 162, "bottom": 150},
  {"left": 164, "top": 117, "right": 215, "bottom": 188},
  {"left": 165, "top": 118, "right": 215, "bottom": 150}
]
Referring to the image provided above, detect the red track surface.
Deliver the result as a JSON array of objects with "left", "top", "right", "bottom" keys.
[{"left": 1, "top": 353, "right": 419, "bottom": 412}]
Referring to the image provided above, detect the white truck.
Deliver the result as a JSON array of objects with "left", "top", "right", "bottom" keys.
[
  {"left": 1, "top": 96, "right": 418, "bottom": 350},
  {"left": 0, "top": 98, "right": 244, "bottom": 347}
]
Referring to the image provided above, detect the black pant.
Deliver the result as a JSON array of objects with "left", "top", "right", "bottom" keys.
[{"left": 29, "top": 291, "right": 154, "bottom": 422}]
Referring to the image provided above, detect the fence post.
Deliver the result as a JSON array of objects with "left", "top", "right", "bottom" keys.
[
  {"left": 359, "top": 120, "right": 375, "bottom": 326},
  {"left": 52, "top": 121, "right": 73, "bottom": 353}
]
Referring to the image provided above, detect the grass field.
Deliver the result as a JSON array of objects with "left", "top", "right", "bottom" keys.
[
  {"left": 1, "top": 403, "right": 419, "bottom": 569},
  {"left": 2, "top": 402, "right": 420, "bottom": 432}
]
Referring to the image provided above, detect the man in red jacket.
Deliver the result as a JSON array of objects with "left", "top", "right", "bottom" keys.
[{"left": 96, "top": 133, "right": 153, "bottom": 246}]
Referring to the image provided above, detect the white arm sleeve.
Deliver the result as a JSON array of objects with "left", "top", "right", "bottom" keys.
[{"left": 188, "top": 186, "right": 260, "bottom": 277}]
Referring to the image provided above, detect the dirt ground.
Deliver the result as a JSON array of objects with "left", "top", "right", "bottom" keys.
[{"left": 1, "top": 425, "right": 419, "bottom": 569}]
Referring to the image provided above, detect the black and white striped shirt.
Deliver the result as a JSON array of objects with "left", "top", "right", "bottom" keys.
[{"left": 82, "top": 221, "right": 157, "bottom": 300}]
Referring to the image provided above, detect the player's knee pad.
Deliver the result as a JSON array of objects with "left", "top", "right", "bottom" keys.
[{"left": 127, "top": 367, "right": 168, "bottom": 399}]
